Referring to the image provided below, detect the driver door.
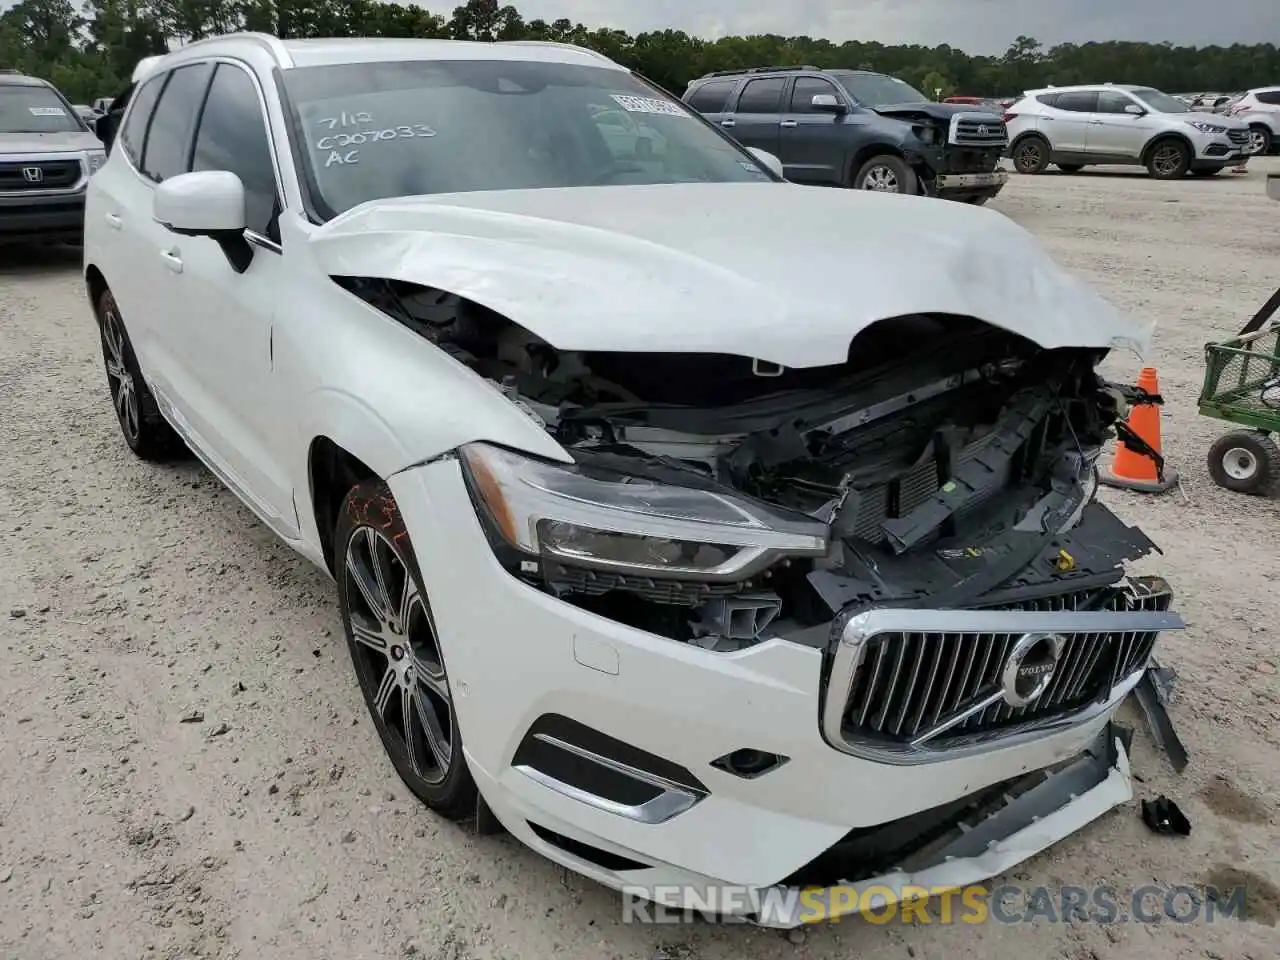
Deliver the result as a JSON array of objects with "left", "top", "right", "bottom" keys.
[
  {"left": 1087, "top": 90, "right": 1157, "bottom": 159},
  {"left": 777, "top": 76, "right": 851, "bottom": 183}
]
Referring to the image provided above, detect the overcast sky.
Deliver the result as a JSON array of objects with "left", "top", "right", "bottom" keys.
[{"left": 516, "top": 0, "right": 1277, "bottom": 55}]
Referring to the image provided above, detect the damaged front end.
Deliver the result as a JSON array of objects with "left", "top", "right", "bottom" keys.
[{"left": 346, "top": 277, "right": 1185, "bottom": 909}]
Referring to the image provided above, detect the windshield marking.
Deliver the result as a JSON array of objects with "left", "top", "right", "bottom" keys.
[
  {"left": 610, "top": 94, "right": 689, "bottom": 117},
  {"left": 29, "top": 106, "right": 67, "bottom": 117}
]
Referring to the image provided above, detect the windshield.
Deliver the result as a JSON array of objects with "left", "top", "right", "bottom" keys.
[
  {"left": 282, "top": 59, "right": 774, "bottom": 217},
  {"left": 1129, "top": 87, "right": 1191, "bottom": 114},
  {"left": 0, "top": 85, "right": 85, "bottom": 134},
  {"left": 832, "top": 72, "right": 929, "bottom": 108}
]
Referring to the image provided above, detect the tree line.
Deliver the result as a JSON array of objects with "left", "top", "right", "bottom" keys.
[{"left": 2, "top": 0, "right": 1278, "bottom": 105}]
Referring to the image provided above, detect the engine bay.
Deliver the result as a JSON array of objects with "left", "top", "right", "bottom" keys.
[{"left": 342, "top": 276, "right": 1162, "bottom": 649}]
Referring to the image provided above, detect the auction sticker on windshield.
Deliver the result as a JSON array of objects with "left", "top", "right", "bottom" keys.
[
  {"left": 29, "top": 106, "right": 67, "bottom": 116},
  {"left": 610, "top": 94, "right": 688, "bottom": 117}
]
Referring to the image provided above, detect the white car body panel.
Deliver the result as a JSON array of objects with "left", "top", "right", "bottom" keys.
[
  {"left": 310, "top": 182, "right": 1152, "bottom": 365},
  {"left": 82, "top": 33, "right": 1181, "bottom": 924}
]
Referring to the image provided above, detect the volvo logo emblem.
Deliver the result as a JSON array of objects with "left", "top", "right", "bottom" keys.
[
  {"left": 976, "top": 124, "right": 989, "bottom": 137},
  {"left": 22, "top": 166, "right": 43, "bottom": 183},
  {"left": 1000, "top": 633, "right": 1066, "bottom": 707}
]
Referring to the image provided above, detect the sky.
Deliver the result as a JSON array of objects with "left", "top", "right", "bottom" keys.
[{"left": 515, "top": 0, "right": 1278, "bottom": 55}]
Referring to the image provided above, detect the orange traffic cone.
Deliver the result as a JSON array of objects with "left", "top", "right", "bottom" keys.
[{"left": 1100, "top": 367, "right": 1179, "bottom": 493}]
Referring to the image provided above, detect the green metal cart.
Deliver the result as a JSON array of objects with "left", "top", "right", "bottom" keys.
[{"left": 1197, "top": 174, "right": 1280, "bottom": 494}]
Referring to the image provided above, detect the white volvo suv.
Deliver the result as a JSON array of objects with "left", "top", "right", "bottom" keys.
[
  {"left": 1006, "top": 83, "right": 1254, "bottom": 178},
  {"left": 83, "top": 34, "right": 1184, "bottom": 924}
]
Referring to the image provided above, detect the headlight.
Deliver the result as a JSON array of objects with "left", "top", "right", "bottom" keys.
[
  {"left": 459, "top": 442, "right": 827, "bottom": 581},
  {"left": 85, "top": 150, "right": 106, "bottom": 173},
  {"left": 912, "top": 124, "right": 936, "bottom": 144},
  {"left": 1184, "top": 120, "right": 1226, "bottom": 135}
]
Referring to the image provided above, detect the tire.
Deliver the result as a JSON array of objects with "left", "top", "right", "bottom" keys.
[
  {"left": 1249, "top": 125, "right": 1272, "bottom": 156},
  {"left": 1145, "top": 138, "right": 1191, "bottom": 179},
  {"left": 852, "top": 154, "right": 917, "bottom": 194},
  {"left": 1056, "top": 164, "right": 1084, "bottom": 173},
  {"left": 336, "top": 479, "right": 477, "bottom": 820},
  {"left": 1191, "top": 167, "right": 1224, "bottom": 177},
  {"left": 94, "top": 289, "right": 186, "bottom": 461},
  {"left": 1206, "top": 431, "right": 1279, "bottom": 495},
  {"left": 1011, "top": 136, "right": 1051, "bottom": 174}
]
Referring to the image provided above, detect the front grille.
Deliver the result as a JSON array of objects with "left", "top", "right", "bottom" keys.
[
  {"left": 832, "top": 579, "right": 1173, "bottom": 752},
  {"left": 950, "top": 116, "right": 1008, "bottom": 147},
  {"left": 0, "top": 159, "right": 82, "bottom": 191},
  {"left": 1227, "top": 129, "right": 1250, "bottom": 146}
]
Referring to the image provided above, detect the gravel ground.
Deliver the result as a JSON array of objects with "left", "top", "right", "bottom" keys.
[{"left": 3, "top": 159, "right": 1279, "bottom": 960}]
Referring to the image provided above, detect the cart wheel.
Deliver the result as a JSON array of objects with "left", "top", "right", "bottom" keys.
[{"left": 1207, "top": 431, "right": 1280, "bottom": 495}]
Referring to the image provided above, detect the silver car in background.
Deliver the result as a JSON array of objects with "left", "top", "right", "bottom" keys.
[{"left": 1005, "top": 83, "right": 1253, "bottom": 178}]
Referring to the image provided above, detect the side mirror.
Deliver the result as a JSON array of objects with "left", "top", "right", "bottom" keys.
[
  {"left": 811, "top": 93, "right": 847, "bottom": 114},
  {"left": 153, "top": 170, "right": 254, "bottom": 273},
  {"left": 747, "top": 147, "right": 784, "bottom": 179},
  {"left": 1125, "top": 104, "right": 1146, "bottom": 116}
]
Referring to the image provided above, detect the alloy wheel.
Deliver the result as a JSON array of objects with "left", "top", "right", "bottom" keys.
[
  {"left": 862, "top": 165, "right": 900, "bottom": 192},
  {"left": 344, "top": 526, "right": 453, "bottom": 785},
  {"left": 1015, "top": 142, "right": 1043, "bottom": 172},
  {"left": 1248, "top": 129, "right": 1267, "bottom": 154},
  {"left": 1150, "top": 144, "right": 1184, "bottom": 177},
  {"left": 101, "top": 306, "right": 139, "bottom": 444}
]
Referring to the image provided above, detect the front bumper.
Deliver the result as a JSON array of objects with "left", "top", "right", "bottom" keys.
[
  {"left": 388, "top": 457, "right": 1181, "bottom": 909},
  {"left": 0, "top": 191, "right": 85, "bottom": 244},
  {"left": 934, "top": 170, "right": 1009, "bottom": 191}
]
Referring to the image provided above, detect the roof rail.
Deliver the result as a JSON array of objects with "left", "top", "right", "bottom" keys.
[
  {"left": 170, "top": 31, "right": 293, "bottom": 67},
  {"left": 500, "top": 40, "right": 615, "bottom": 64},
  {"left": 700, "top": 64, "right": 821, "bottom": 79}
]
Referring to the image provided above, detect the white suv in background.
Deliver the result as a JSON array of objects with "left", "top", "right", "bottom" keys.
[
  {"left": 1228, "top": 86, "right": 1280, "bottom": 155},
  {"left": 1005, "top": 83, "right": 1253, "bottom": 179}
]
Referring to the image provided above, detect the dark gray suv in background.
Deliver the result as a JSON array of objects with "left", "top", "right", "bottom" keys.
[{"left": 683, "top": 65, "right": 1009, "bottom": 204}]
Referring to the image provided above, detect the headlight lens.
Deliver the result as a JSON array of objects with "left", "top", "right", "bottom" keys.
[
  {"left": 85, "top": 150, "right": 106, "bottom": 173},
  {"left": 459, "top": 442, "right": 827, "bottom": 580},
  {"left": 1184, "top": 120, "right": 1226, "bottom": 135}
]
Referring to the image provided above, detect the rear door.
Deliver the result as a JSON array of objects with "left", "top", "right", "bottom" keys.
[
  {"left": 776, "top": 75, "right": 847, "bottom": 183},
  {"left": 721, "top": 76, "right": 785, "bottom": 155},
  {"left": 1041, "top": 90, "right": 1097, "bottom": 153},
  {"left": 1087, "top": 90, "right": 1155, "bottom": 159},
  {"left": 684, "top": 78, "right": 737, "bottom": 125}
]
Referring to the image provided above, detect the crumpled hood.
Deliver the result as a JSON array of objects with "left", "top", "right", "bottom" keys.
[
  {"left": 308, "top": 182, "right": 1151, "bottom": 368},
  {"left": 0, "top": 131, "right": 98, "bottom": 154},
  {"left": 874, "top": 101, "right": 1003, "bottom": 124}
]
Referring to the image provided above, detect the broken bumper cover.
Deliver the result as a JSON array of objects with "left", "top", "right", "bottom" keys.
[
  {"left": 388, "top": 459, "right": 1182, "bottom": 914},
  {"left": 935, "top": 170, "right": 1009, "bottom": 190}
]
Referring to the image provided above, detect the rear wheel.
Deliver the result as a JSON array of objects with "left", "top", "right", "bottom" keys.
[
  {"left": 1145, "top": 139, "right": 1191, "bottom": 179},
  {"left": 1011, "top": 136, "right": 1051, "bottom": 174},
  {"left": 336, "top": 479, "right": 477, "bottom": 819},
  {"left": 852, "top": 155, "right": 917, "bottom": 194},
  {"left": 1056, "top": 163, "right": 1084, "bottom": 173},
  {"left": 1249, "top": 125, "right": 1272, "bottom": 156},
  {"left": 95, "top": 290, "right": 185, "bottom": 461},
  {"left": 1207, "top": 431, "right": 1279, "bottom": 495}
]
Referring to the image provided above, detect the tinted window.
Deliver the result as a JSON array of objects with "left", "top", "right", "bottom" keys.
[
  {"left": 789, "top": 77, "right": 840, "bottom": 113},
  {"left": 1035, "top": 93, "right": 1060, "bottom": 107},
  {"left": 0, "top": 84, "right": 84, "bottom": 134},
  {"left": 119, "top": 75, "right": 164, "bottom": 166},
  {"left": 1257, "top": 91, "right": 1280, "bottom": 105},
  {"left": 686, "top": 80, "right": 734, "bottom": 113},
  {"left": 736, "top": 77, "right": 785, "bottom": 114},
  {"left": 141, "top": 63, "right": 214, "bottom": 182},
  {"left": 1054, "top": 91, "right": 1099, "bottom": 112},
  {"left": 192, "top": 64, "right": 279, "bottom": 237},
  {"left": 282, "top": 60, "right": 772, "bottom": 218},
  {"left": 1097, "top": 91, "right": 1138, "bottom": 114}
]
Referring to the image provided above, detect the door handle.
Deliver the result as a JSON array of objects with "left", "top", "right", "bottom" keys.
[
  {"left": 159, "top": 250, "right": 183, "bottom": 274},
  {"left": 720, "top": 118, "right": 735, "bottom": 128},
  {"left": 1087, "top": 119, "right": 1103, "bottom": 124},
  {"left": 780, "top": 120, "right": 798, "bottom": 127},
  {"left": 104, "top": 212, "right": 122, "bottom": 230}
]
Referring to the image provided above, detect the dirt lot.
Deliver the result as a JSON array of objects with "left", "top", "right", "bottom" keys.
[{"left": 3, "top": 159, "right": 1279, "bottom": 960}]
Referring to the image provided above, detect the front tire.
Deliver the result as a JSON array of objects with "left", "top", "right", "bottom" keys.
[
  {"left": 1145, "top": 139, "right": 1191, "bottom": 179},
  {"left": 1206, "top": 431, "right": 1279, "bottom": 495},
  {"left": 336, "top": 479, "right": 477, "bottom": 819},
  {"left": 1011, "top": 136, "right": 1051, "bottom": 174},
  {"left": 852, "top": 155, "right": 917, "bottom": 194},
  {"left": 94, "top": 289, "right": 185, "bottom": 461}
]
